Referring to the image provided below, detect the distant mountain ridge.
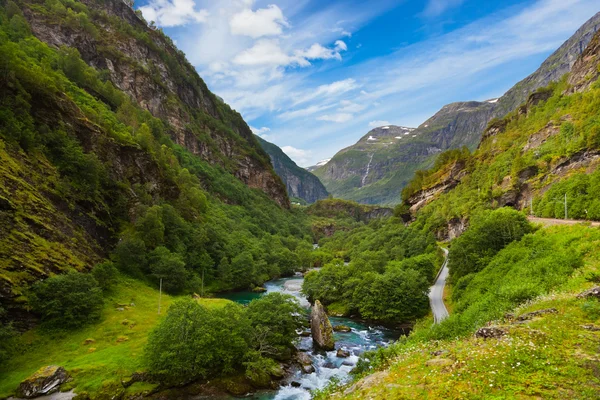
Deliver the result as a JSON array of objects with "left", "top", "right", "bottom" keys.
[
  {"left": 314, "top": 12, "right": 600, "bottom": 206},
  {"left": 256, "top": 136, "right": 329, "bottom": 204}
]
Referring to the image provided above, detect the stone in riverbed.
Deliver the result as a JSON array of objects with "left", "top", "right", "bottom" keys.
[
  {"left": 310, "top": 300, "right": 335, "bottom": 350},
  {"left": 296, "top": 352, "right": 315, "bottom": 374},
  {"left": 333, "top": 325, "right": 351, "bottom": 333},
  {"left": 16, "top": 366, "right": 68, "bottom": 399},
  {"left": 336, "top": 348, "right": 350, "bottom": 358},
  {"left": 291, "top": 381, "right": 302, "bottom": 388}
]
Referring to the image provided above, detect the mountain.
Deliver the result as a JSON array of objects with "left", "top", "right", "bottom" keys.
[
  {"left": 314, "top": 12, "right": 600, "bottom": 206},
  {"left": 314, "top": 105, "right": 495, "bottom": 205},
  {"left": 306, "top": 158, "right": 331, "bottom": 172},
  {"left": 256, "top": 136, "right": 329, "bottom": 204},
  {"left": 0, "top": 0, "right": 310, "bottom": 327}
]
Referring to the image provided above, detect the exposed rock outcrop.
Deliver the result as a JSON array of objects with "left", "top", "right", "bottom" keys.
[
  {"left": 517, "top": 308, "right": 558, "bottom": 321},
  {"left": 310, "top": 300, "right": 335, "bottom": 350},
  {"left": 405, "top": 160, "right": 467, "bottom": 213},
  {"left": 577, "top": 287, "right": 600, "bottom": 300},
  {"left": 475, "top": 326, "right": 507, "bottom": 339},
  {"left": 16, "top": 366, "right": 68, "bottom": 399}
]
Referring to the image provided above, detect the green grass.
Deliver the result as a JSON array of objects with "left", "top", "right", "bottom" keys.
[{"left": 0, "top": 277, "right": 231, "bottom": 398}]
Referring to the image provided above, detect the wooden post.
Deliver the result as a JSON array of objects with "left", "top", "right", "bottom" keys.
[{"left": 158, "top": 278, "right": 162, "bottom": 314}]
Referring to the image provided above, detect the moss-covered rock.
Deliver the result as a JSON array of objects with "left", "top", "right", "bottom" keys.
[
  {"left": 16, "top": 365, "right": 68, "bottom": 398},
  {"left": 310, "top": 300, "right": 335, "bottom": 350}
]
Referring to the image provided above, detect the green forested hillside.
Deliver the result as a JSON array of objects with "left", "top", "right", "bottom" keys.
[{"left": 0, "top": 0, "right": 311, "bottom": 327}]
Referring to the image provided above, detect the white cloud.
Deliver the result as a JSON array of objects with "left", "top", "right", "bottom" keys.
[
  {"left": 232, "top": 40, "right": 347, "bottom": 68},
  {"left": 295, "top": 43, "right": 344, "bottom": 61},
  {"left": 139, "top": 0, "right": 208, "bottom": 27},
  {"left": 251, "top": 126, "right": 271, "bottom": 138},
  {"left": 335, "top": 40, "right": 348, "bottom": 51},
  {"left": 422, "top": 0, "right": 465, "bottom": 18},
  {"left": 369, "top": 120, "right": 391, "bottom": 128},
  {"left": 281, "top": 146, "right": 312, "bottom": 166},
  {"left": 339, "top": 100, "right": 366, "bottom": 113},
  {"left": 233, "top": 39, "right": 307, "bottom": 67},
  {"left": 318, "top": 113, "right": 354, "bottom": 123},
  {"left": 230, "top": 5, "right": 289, "bottom": 38},
  {"left": 279, "top": 104, "right": 335, "bottom": 120}
]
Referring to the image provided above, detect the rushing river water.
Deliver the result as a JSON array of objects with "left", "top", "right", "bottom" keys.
[{"left": 218, "top": 275, "right": 400, "bottom": 400}]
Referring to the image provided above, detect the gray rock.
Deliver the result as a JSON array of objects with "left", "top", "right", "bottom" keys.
[
  {"left": 336, "top": 349, "right": 350, "bottom": 358},
  {"left": 16, "top": 366, "right": 68, "bottom": 399},
  {"left": 333, "top": 325, "right": 351, "bottom": 333},
  {"left": 310, "top": 300, "right": 335, "bottom": 350},
  {"left": 577, "top": 287, "right": 600, "bottom": 300},
  {"left": 517, "top": 308, "right": 558, "bottom": 321},
  {"left": 475, "top": 326, "right": 507, "bottom": 339}
]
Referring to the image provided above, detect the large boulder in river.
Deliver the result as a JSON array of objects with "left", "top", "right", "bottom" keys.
[
  {"left": 310, "top": 300, "right": 335, "bottom": 350},
  {"left": 16, "top": 366, "right": 68, "bottom": 398}
]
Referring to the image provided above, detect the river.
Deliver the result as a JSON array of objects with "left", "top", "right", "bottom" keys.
[{"left": 218, "top": 275, "right": 400, "bottom": 400}]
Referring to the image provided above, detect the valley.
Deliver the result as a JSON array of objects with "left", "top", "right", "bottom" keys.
[{"left": 1, "top": 0, "right": 600, "bottom": 400}]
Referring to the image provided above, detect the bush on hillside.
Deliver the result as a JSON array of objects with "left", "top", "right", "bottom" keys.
[
  {"left": 353, "top": 267, "right": 430, "bottom": 323},
  {"left": 91, "top": 261, "right": 118, "bottom": 291},
  {"left": 448, "top": 208, "right": 532, "bottom": 281},
  {"left": 30, "top": 272, "right": 104, "bottom": 329},
  {"left": 145, "top": 299, "right": 251, "bottom": 383}
]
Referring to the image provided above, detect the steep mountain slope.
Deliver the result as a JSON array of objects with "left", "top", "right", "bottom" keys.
[
  {"left": 256, "top": 136, "right": 329, "bottom": 204},
  {"left": 20, "top": 0, "right": 288, "bottom": 207},
  {"left": 315, "top": 12, "right": 600, "bottom": 206},
  {"left": 0, "top": 0, "right": 310, "bottom": 327}
]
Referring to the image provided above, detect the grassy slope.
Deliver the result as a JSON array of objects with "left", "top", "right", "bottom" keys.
[
  {"left": 0, "top": 277, "right": 231, "bottom": 398},
  {"left": 323, "top": 224, "right": 600, "bottom": 399}
]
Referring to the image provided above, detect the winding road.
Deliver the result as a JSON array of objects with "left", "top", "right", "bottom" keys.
[{"left": 429, "top": 247, "right": 450, "bottom": 324}]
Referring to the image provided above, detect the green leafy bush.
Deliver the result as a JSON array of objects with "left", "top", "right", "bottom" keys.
[
  {"left": 448, "top": 208, "right": 532, "bottom": 282},
  {"left": 30, "top": 272, "right": 104, "bottom": 329},
  {"left": 145, "top": 299, "right": 251, "bottom": 383},
  {"left": 91, "top": 261, "right": 118, "bottom": 291},
  {"left": 246, "top": 293, "right": 303, "bottom": 358}
]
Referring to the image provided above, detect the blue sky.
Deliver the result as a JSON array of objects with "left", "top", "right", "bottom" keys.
[{"left": 136, "top": 0, "right": 600, "bottom": 166}]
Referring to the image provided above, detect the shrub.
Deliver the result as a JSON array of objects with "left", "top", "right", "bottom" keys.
[
  {"left": 91, "top": 261, "right": 118, "bottom": 291},
  {"left": 246, "top": 293, "right": 303, "bottom": 357},
  {"left": 145, "top": 299, "right": 250, "bottom": 383},
  {"left": 353, "top": 268, "right": 430, "bottom": 323},
  {"left": 449, "top": 208, "right": 532, "bottom": 281},
  {"left": 30, "top": 272, "right": 104, "bottom": 329},
  {"left": 148, "top": 246, "right": 188, "bottom": 294},
  {"left": 0, "top": 307, "right": 18, "bottom": 364}
]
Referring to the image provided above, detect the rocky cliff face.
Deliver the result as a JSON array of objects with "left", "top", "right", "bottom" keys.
[
  {"left": 256, "top": 136, "right": 328, "bottom": 204},
  {"left": 20, "top": 0, "right": 289, "bottom": 207},
  {"left": 494, "top": 12, "right": 600, "bottom": 116},
  {"left": 315, "top": 12, "right": 600, "bottom": 206}
]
